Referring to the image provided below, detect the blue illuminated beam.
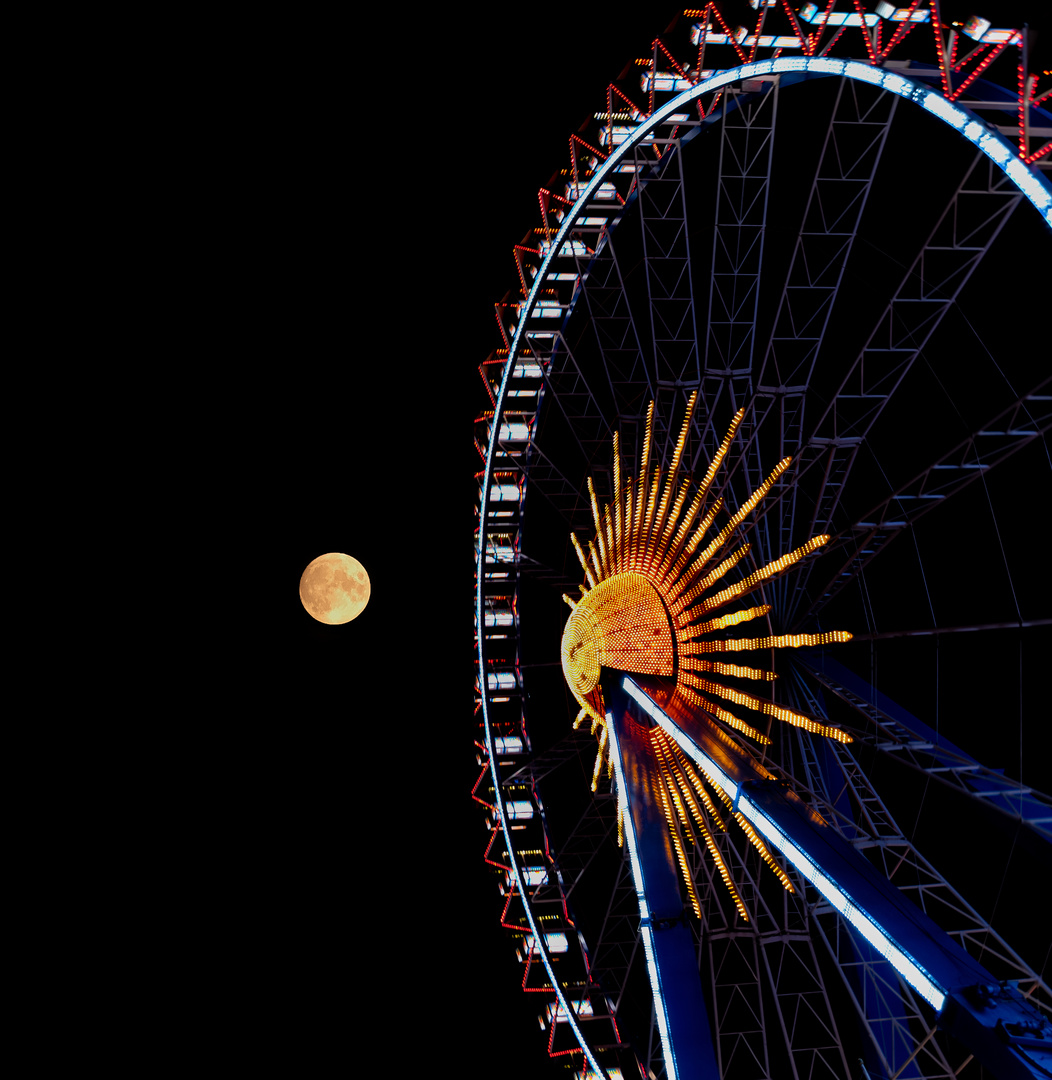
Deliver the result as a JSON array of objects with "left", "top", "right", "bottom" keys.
[
  {"left": 622, "top": 676, "right": 1052, "bottom": 1077},
  {"left": 624, "top": 676, "right": 963, "bottom": 1010},
  {"left": 606, "top": 690, "right": 721, "bottom": 1080}
]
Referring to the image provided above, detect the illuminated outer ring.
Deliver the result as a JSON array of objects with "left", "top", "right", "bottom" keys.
[{"left": 475, "top": 56, "right": 1050, "bottom": 1073}]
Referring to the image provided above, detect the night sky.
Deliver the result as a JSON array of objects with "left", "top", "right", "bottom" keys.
[{"left": 229, "top": 3, "right": 1049, "bottom": 1075}]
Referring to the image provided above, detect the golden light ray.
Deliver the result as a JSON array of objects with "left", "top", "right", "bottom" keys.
[
  {"left": 570, "top": 532, "right": 595, "bottom": 588},
  {"left": 676, "top": 677, "right": 773, "bottom": 745},
  {"left": 592, "top": 723, "right": 610, "bottom": 791},
  {"left": 689, "top": 660, "right": 778, "bottom": 681},
  {"left": 692, "top": 630, "right": 854, "bottom": 653},
  {"left": 588, "top": 540, "right": 603, "bottom": 584},
  {"left": 669, "top": 457, "right": 792, "bottom": 593},
  {"left": 656, "top": 497, "right": 722, "bottom": 582},
  {"left": 685, "top": 677, "right": 852, "bottom": 743},
  {"left": 649, "top": 478, "right": 693, "bottom": 575},
  {"left": 682, "top": 604, "right": 772, "bottom": 640},
  {"left": 665, "top": 737, "right": 727, "bottom": 830},
  {"left": 681, "top": 534, "right": 831, "bottom": 619},
  {"left": 734, "top": 811, "right": 795, "bottom": 893},
  {"left": 650, "top": 391, "right": 698, "bottom": 559},
  {"left": 559, "top": 398, "right": 853, "bottom": 918},
  {"left": 671, "top": 544, "right": 752, "bottom": 609},
  {"left": 603, "top": 505, "right": 615, "bottom": 576},
  {"left": 587, "top": 477, "right": 609, "bottom": 576},
  {"left": 613, "top": 431, "right": 624, "bottom": 562},
  {"left": 663, "top": 744, "right": 719, "bottom": 833},
  {"left": 654, "top": 762, "right": 702, "bottom": 918},
  {"left": 653, "top": 730, "right": 745, "bottom": 921}
]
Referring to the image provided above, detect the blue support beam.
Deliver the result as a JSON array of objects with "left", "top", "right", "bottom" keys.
[
  {"left": 605, "top": 678, "right": 721, "bottom": 1080},
  {"left": 622, "top": 674, "right": 1052, "bottom": 1079},
  {"left": 799, "top": 651, "right": 1052, "bottom": 841}
]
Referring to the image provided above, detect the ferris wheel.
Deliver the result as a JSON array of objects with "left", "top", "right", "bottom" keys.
[{"left": 473, "top": 5, "right": 1051, "bottom": 1078}]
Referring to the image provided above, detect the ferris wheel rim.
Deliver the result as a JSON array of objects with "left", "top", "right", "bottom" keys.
[
  {"left": 474, "top": 40, "right": 1050, "bottom": 1079},
  {"left": 479, "top": 56, "right": 1051, "bottom": 629},
  {"left": 491, "top": 56, "right": 1050, "bottom": 415}
]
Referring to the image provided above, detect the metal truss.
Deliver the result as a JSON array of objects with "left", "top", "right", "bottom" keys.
[
  {"left": 697, "top": 81, "right": 780, "bottom": 466},
  {"left": 796, "top": 376, "right": 1052, "bottom": 623},
  {"left": 531, "top": 799, "right": 619, "bottom": 922},
  {"left": 503, "top": 726, "right": 599, "bottom": 787},
  {"left": 589, "top": 851, "right": 649, "bottom": 1054},
  {"left": 760, "top": 663, "right": 1050, "bottom": 1074},
  {"left": 504, "top": 736, "right": 653, "bottom": 1067},
  {"left": 572, "top": 219, "right": 653, "bottom": 427},
  {"left": 522, "top": 331, "right": 613, "bottom": 529},
  {"left": 680, "top": 811, "right": 852, "bottom": 1080},
  {"left": 800, "top": 655, "right": 1052, "bottom": 841},
  {"left": 637, "top": 137, "right": 703, "bottom": 392},
  {"left": 752, "top": 78, "right": 899, "bottom": 577},
  {"left": 786, "top": 699, "right": 1047, "bottom": 985},
  {"left": 757, "top": 79, "right": 899, "bottom": 398},
  {"left": 491, "top": 421, "right": 592, "bottom": 529},
  {"left": 811, "top": 911, "right": 963, "bottom": 1079},
  {"left": 762, "top": 149, "right": 1026, "bottom": 626}
]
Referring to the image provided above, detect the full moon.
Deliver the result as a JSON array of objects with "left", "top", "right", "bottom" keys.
[{"left": 299, "top": 552, "right": 371, "bottom": 625}]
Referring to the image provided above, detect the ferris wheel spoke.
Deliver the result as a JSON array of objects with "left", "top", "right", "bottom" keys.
[
  {"left": 792, "top": 375, "right": 1052, "bottom": 624},
  {"left": 528, "top": 330, "right": 615, "bottom": 461},
  {"left": 695, "top": 81, "right": 780, "bottom": 477},
  {"left": 636, "top": 140, "right": 703, "bottom": 391},
  {"left": 748, "top": 81, "right": 901, "bottom": 604},
  {"left": 686, "top": 801, "right": 854, "bottom": 1076},
  {"left": 809, "top": 913, "right": 963, "bottom": 1080},
  {"left": 800, "top": 653, "right": 1052, "bottom": 841},
  {"left": 605, "top": 693, "right": 722, "bottom": 1080},
  {"left": 730, "top": 148, "right": 1028, "bottom": 627},
  {"left": 762, "top": 723, "right": 1052, "bottom": 1050},
  {"left": 616, "top": 674, "right": 1051, "bottom": 1069},
  {"left": 570, "top": 231, "right": 655, "bottom": 422},
  {"left": 791, "top": 150, "right": 1023, "bottom": 504},
  {"left": 691, "top": 76, "right": 900, "bottom": 576},
  {"left": 773, "top": 692, "right": 1052, "bottom": 1009},
  {"left": 755, "top": 79, "right": 899, "bottom": 397}
]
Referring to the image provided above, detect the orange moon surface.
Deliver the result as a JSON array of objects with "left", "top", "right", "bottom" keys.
[{"left": 299, "top": 553, "right": 371, "bottom": 625}]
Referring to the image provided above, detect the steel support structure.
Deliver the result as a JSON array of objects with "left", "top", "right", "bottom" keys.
[
  {"left": 636, "top": 134, "right": 704, "bottom": 451},
  {"left": 799, "top": 652, "right": 1052, "bottom": 840},
  {"left": 756, "top": 150, "right": 1027, "bottom": 625},
  {"left": 697, "top": 80, "right": 779, "bottom": 475},
  {"left": 749, "top": 78, "right": 899, "bottom": 577},
  {"left": 474, "top": 17, "right": 1052, "bottom": 1075},
  {"left": 795, "top": 378, "right": 1052, "bottom": 623},
  {"left": 623, "top": 674, "right": 1050, "bottom": 1079}
]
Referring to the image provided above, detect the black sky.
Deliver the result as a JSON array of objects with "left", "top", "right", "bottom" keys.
[{"left": 230, "top": 3, "right": 1049, "bottom": 1075}]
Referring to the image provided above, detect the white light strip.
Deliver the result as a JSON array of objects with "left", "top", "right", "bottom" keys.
[
  {"left": 606, "top": 712, "right": 677, "bottom": 1079},
  {"left": 621, "top": 678, "right": 947, "bottom": 1012},
  {"left": 735, "top": 799, "right": 947, "bottom": 1011},
  {"left": 641, "top": 923, "right": 677, "bottom": 1076},
  {"left": 622, "top": 678, "right": 738, "bottom": 802},
  {"left": 605, "top": 712, "right": 649, "bottom": 919}
]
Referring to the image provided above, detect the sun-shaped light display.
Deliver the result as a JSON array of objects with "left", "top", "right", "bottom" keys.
[{"left": 560, "top": 393, "right": 853, "bottom": 919}]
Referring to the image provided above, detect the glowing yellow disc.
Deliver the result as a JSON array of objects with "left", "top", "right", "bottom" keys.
[{"left": 560, "top": 572, "right": 676, "bottom": 701}]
